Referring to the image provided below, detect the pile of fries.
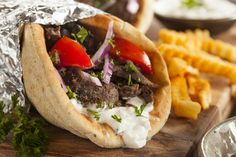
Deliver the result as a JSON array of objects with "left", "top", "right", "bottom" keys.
[{"left": 155, "top": 29, "right": 236, "bottom": 120}]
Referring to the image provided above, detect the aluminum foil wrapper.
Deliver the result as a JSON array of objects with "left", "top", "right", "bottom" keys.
[
  {"left": 200, "top": 117, "right": 236, "bottom": 157},
  {"left": 0, "top": 0, "right": 103, "bottom": 110}
]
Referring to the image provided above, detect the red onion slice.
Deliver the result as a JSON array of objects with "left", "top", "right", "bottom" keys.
[
  {"left": 91, "top": 21, "right": 114, "bottom": 65},
  {"left": 102, "top": 53, "right": 113, "bottom": 84},
  {"left": 54, "top": 68, "right": 68, "bottom": 92}
]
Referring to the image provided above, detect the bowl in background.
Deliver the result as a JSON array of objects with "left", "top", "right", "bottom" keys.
[
  {"left": 154, "top": 13, "right": 236, "bottom": 35},
  {"left": 154, "top": 0, "right": 236, "bottom": 35}
]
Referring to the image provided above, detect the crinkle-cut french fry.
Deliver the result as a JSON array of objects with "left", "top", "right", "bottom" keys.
[
  {"left": 185, "top": 29, "right": 210, "bottom": 51},
  {"left": 159, "top": 29, "right": 187, "bottom": 46},
  {"left": 171, "top": 76, "right": 201, "bottom": 120},
  {"left": 159, "top": 29, "right": 236, "bottom": 62},
  {"left": 158, "top": 44, "right": 236, "bottom": 84},
  {"left": 167, "top": 57, "right": 199, "bottom": 78},
  {"left": 173, "top": 100, "right": 202, "bottom": 120},
  {"left": 168, "top": 58, "right": 188, "bottom": 78},
  {"left": 187, "top": 75, "right": 212, "bottom": 110},
  {"left": 171, "top": 77, "right": 190, "bottom": 100},
  {"left": 187, "top": 76, "right": 198, "bottom": 99},
  {"left": 186, "top": 66, "right": 199, "bottom": 76},
  {"left": 159, "top": 29, "right": 210, "bottom": 51},
  {"left": 199, "top": 90, "right": 212, "bottom": 110},
  {"left": 202, "top": 38, "right": 236, "bottom": 62}
]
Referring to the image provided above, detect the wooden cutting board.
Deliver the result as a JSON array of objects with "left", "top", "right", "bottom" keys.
[{"left": 0, "top": 74, "right": 233, "bottom": 157}]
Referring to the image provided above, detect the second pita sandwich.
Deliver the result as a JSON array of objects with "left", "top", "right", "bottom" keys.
[{"left": 78, "top": 0, "right": 154, "bottom": 33}]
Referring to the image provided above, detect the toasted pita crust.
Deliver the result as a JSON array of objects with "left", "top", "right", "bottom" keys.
[
  {"left": 21, "top": 14, "right": 171, "bottom": 148},
  {"left": 134, "top": 0, "right": 154, "bottom": 33}
]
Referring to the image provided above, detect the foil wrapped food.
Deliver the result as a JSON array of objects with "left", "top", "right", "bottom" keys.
[
  {"left": 0, "top": 0, "right": 103, "bottom": 110},
  {"left": 200, "top": 117, "right": 236, "bottom": 157}
]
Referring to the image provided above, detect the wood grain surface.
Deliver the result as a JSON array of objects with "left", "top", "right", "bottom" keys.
[
  {"left": 0, "top": 17, "right": 236, "bottom": 157},
  {"left": 0, "top": 74, "right": 233, "bottom": 157}
]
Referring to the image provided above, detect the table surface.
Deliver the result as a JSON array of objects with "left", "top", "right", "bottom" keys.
[{"left": 0, "top": 15, "right": 236, "bottom": 157}]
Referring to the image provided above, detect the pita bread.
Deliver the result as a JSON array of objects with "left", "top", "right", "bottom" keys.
[
  {"left": 21, "top": 14, "right": 171, "bottom": 148},
  {"left": 134, "top": 0, "right": 154, "bottom": 33}
]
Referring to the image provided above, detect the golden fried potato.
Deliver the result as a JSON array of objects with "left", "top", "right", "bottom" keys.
[
  {"left": 186, "top": 75, "right": 212, "bottom": 110},
  {"left": 167, "top": 58, "right": 187, "bottom": 78},
  {"left": 173, "top": 100, "right": 202, "bottom": 120},
  {"left": 185, "top": 29, "right": 210, "bottom": 51},
  {"left": 158, "top": 44, "right": 236, "bottom": 84},
  {"left": 171, "top": 76, "right": 201, "bottom": 120},
  {"left": 159, "top": 29, "right": 187, "bottom": 46},
  {"left": 159, "top": 29, "right": 210, "bottom": 51},
  {"left": 202, "top": 39, "right": 236, "bottom": 62},
  {"left": 171, "top": 76, "right": 190, "bottom": 100},
  {"left": 157, "top": 28, "right": 234, "bottom": 119},
  {"left": 199, "top": 89, "right": 212, "bottom": 110},
  {"left": 159, "top": 29, "right": 236, "bottom": 62},
  {"left": 187, "top": 76, "right": 197, "bottom": 99},
  {"left": 167, "top": 57, "right": 199, "bottom": 78},
  {"left": 186, "top": 66, "right": 199, "bottom": 76}
]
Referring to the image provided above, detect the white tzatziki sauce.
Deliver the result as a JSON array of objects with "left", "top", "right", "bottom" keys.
[
  {"left": 70, "top": 96, "right": 153, "bottom": 148},
  {"left": 155, "top": 0, "right": 236, "bottom": 20}
]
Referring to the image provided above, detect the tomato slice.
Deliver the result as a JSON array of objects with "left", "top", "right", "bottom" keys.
[
  {"left": 50, "top": 37, "right": 93, "bottom": 69},
  {"left": 110, "top": 37, "right": 152, "bottom": 75}
]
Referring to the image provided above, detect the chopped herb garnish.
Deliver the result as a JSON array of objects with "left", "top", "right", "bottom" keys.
[
  {"left": 136, "top": 77, "right": 141, "bottom": 82},
  {"left": 107, "top": 38, "right": 115, "bottom": 48},
  {"left": 72, "top": 27, "right": 89, "bottom": 44},
  {"left": 97, "top": 71, "right": 104, "bottom": 80},
  {"left": 0, "top": 94, "right": 48, "bottom": 157},
  {"left": 134, "top": 103, "right": 146, "bottom": 117},
  {"left": 108, "top": 103, "right": 113, "bottom": 109},
  {"left": 49, "top": 52, "right": 60, "bottom": 66},
  {"left": 66, "top": 86, "right": 77, "bottom": 99},
  {"left": 182, "top": 0, "right": 203, "bottom": 8},
  {"left": 88, "top": 71, "right": 104, "bottom": 80},
  {"left": 89, "top": 71, "right": 97, "bottom": 77},
  {"left": 110, "top": 59, "right": 115, "bottom": 65},
  {"left": 128, "top": 74, "right": 133, "bottom": 86},
  {"left": 111, "top": 59, "right": 120, "bottom": 65},
  {"left": 87, "top": 109, "right": 100, "bottom": 121},
  {"left": 12, "top": 94, "right": 20, "bottom": 108},
  {"left": 111, "top": 115, "right": 122, "bottom": 123},
  {"left": 96, "top": 102, "right": 104, "bottom": 109},
  {"left": 0, "top": 101, "right": 4, "bottom": 122},
  {"left": 125, "top": 62, "right": 137, "bottom": 72}
]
